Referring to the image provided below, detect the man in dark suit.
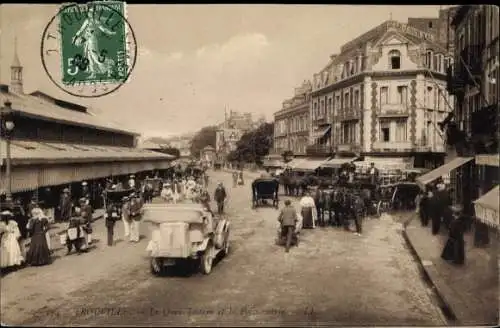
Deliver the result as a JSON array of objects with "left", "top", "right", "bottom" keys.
[
  {"left": 368, "top": 162, "right": 379, "bottom": 186},
  {"left": 277, "top": 200, "right": 298, "bottom": 252}
]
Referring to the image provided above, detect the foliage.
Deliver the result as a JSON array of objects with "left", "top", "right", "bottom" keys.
[
  {"left": 227, "top": 123, "right": 274, "bottom": 163},
  {"left": 190, "top": 126, "right": 217, "bottom": 159},
  {"left": 161, "top": 147, "right": 180, "bottom": 159}
]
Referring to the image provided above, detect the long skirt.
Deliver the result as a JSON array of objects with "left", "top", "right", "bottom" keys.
[
  {"left": 26, "top": 233, "right": 51, "bottom": 266},
  {"left": 301, "top": 207, "right": 314, "bottom": 229},
  {"left": 441, "top": 237, "right": 465, "bottom": 264},
  {"left": 1, "top": 233, "right": 24, "bottom": 268}
]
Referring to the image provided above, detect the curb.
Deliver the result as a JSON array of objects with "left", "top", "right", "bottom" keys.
[{"left": 401, "top": 214, "right": 457, "bottom": 324}]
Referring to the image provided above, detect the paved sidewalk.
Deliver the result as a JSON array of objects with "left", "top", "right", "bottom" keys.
[{"left": 404, "top": 215, "right": 499, "bottom": 326}]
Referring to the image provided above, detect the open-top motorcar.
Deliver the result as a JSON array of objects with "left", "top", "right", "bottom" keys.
[{"left": 144, "top": 203, "right": 230, "bottom": 275}]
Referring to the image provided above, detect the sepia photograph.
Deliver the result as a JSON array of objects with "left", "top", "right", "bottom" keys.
[{"left": 0, "top": 3, "right": 498, "bottom": 327}]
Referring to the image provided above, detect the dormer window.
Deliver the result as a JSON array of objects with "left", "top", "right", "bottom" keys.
[{"left": 389, "top": 50, "right": 401, "bottom": 69}]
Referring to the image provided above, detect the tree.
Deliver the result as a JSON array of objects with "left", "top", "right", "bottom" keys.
[
  {"left": 190, "top": 126, "right": 217, "bottom": 159},
  {"left": 229, "top": 122, "right": 274, "bottom": 164}
]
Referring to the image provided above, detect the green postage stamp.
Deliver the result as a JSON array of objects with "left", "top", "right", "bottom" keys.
[{"left": 59, "top": 1, "right": 129, "bottom": 85}]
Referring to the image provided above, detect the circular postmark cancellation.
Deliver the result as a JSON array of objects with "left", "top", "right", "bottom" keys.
[{"left": 40, "top": 1, "right": 138, "bottom": 98}]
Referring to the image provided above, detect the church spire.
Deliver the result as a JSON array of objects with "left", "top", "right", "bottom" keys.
[{"left": 10, "top": 36, "right": 23, "bottom": 94}]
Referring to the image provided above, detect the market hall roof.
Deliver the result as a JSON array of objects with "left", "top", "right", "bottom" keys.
[
  {"left": 0, "top": 86, "right": 140, "bottom": 137},
  {"left": 0, "top": 140, "right": 175, "bottom": 166}
]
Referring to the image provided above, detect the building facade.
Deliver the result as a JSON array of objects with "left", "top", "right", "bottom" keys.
[
  {"left": 273, "top": 80, "right": 311, "bottom": 157},
  {"left": 445, "top": 5, "right": 499, "bottom": 243},
  {"left": 309, "top": 17, "right": 455, "bottom": 168}
]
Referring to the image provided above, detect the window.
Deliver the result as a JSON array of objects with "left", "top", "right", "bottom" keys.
[
  {"left": 426, "top": 86, "right": 433, "bottom": 108},
  {"left": 320, "top": 100, "right": 324, "bottom": 117},
  {"left": 344, "top": 92, "right": 349, "bottom": 109},
  {"left": 380, "top": 121, "right": 390, "bottom": 142},
  {"left": 444, "top": 57, "right": 450, "bottom": 70},
  {"left": 428, "top": 21, "right": 433, "bottom": 28},
  {"left": 350, "top": 60, "right": 355, "bottom": 75},
  {"left": 425, "top": 50, "right": 433, "bottom": 69},
  {"left": 350, "top": 91, "right": 353, "bottom": 110},
  {"left": 397, "top": 86, "right": 408, "bottom": 106},
  {"left": 433, "top": 54, "right": 439, "bottom": 71},
  {"left": 380, "top": 87, "right": 389, "bottom": 106},
  {"left": 395, "top": 119, "right": 407, "bottom": 141},
  {"left": 354, "top": 90, "right": 360, "bottom": 109},
  {"left": 388, "top": 50, "right": 401, "bottom": 69},
  {"left": 342, "top": 122, "right": 357, "bottom": 144},
  {"left": 328, "top": 98, "right": 333, "bottom": 119}
]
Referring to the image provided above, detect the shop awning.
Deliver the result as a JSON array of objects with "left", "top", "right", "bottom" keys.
[
  {"left": 473, "top": 185, "right": 499, "bottom": 229},
  {"left": 290, "top": 158, "right": 328, "bottom": 172},
  {"left": 285, "top": 158, "right": 305, "bottom": 168},
  {"left": 321, "top": 157, "right": 358, "bottom": 168},
  {"left": 0, "top": 140, "right": 174, "bottom": 166},
  {"left": 313, "top": 126, "right": 332, "bottom": 139},
  {"left": 262, "top": 159, "right": 285, "bottom": 168},
  {"left": 416, "top": 157, "right": 474, "bottom": 189},
  {"left": 475, "top": 154, "right": 500, "bottom": 167}
]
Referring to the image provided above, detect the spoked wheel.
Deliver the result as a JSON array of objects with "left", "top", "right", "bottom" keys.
[
  {"left": 223, "top": 230, "right": 230, "bottom": 256},
  {"left": 201, "top": 243, "right": 215, "bottom": 275},
  {"left": 150, "top": 258, "right": 163, "bottom": 276}
]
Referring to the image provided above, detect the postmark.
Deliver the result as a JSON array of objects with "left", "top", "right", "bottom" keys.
[{"left": 40, "top": 1, "right": 137, "bottom": 98}]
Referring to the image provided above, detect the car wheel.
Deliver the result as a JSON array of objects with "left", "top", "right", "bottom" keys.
[
  {"left": 201, "top": 243, "right": 215, "bottom": 275},
  {"left": 150, "top": 258, "right": 163, "bottom": 276},
  {"left": 223, "top": 230, "right": 230, "bottom": 256}
]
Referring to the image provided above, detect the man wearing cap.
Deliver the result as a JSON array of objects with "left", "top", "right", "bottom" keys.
[
  {"left": 105, "top": 202, "right": 118, "bottom": 246},
  {"left": 121, "top": 196, "right": 131, "bottom": 239},
  {"left": 59, "top": 188, "right": 72, "bottom": 222},
  {"left": 81, "top": 181, "right": 90, "bottom": 199},
  {"left": 277, "top": 199, "right": 298, "bottom": 252}
]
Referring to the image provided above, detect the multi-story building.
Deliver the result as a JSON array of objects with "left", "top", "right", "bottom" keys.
[
  {"left": 309, "top": 16, "right": 455, "bottom": 170},
  {"left": 273, "top": 80, "right": 311, "bottom": 157},
  {"left": 430, "top": 5, "right": 499, "bottom": 246}
]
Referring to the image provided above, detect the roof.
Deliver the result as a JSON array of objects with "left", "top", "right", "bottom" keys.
[
  {"left": 474, "top": 185, "right": 499, "bottom": 212},
  {"left": 139, "top": 140, "right": 164, "bottom": 149},
  {"left": 0, "top": 88, "right": 140, "bottom": 136},
  {"left": 0, "top": 140, "right": 174, "bottom": 166}
]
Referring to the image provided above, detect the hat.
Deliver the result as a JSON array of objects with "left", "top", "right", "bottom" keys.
[
  {"left": 79, "top": 197, "right": 87, "bottom": 202},
  {"left": 1, "top": 210, "right": 13, "bottom": 216},
  {"left": 63, "top": 188, "right": 70, "bottom": 193},
  {"left": 122, "top": 196, "right": 129, "bottom": 201},
  {"left": 130, "top": 175, "right": 135, "bottom": 178},
  {"left": 82, "top": 181, "right": 88, "bottom": 186}
]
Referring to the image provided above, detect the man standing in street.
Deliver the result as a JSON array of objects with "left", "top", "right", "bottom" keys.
[
  {"left": 129, "top": 194, "right": 142, "bottom": 242},
  {"left": 368, "top": 162, "right": 379, "bottom": 186},
  {"left": 121, "top": 196, "right": 131, "bottom": 240},
  {"left": 81, "top": 197, "right": 93, "bottom": 246},
  {"left": 59, "top": 189, "right": 72, "bottom": 222},
  {"left": 128, "top": 175, "right": 136, "bottom": 190},
  {"left": 105, "top": 203, "right": 118, "bottom": 246},
  {"left": 232, "top": 171, "right": 238, "bottom": 187},
  {"left": 277, "top": 199, "right": 298, "bottom": 253},
  {"left": 214, "top": 182, "right": 227, "bottom": 215}
]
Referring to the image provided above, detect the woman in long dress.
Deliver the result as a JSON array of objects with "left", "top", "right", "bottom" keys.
[
  {"left": 0, "top": 210, "right": 24, "bottom": 270},
  {"left": 299, "top": 191, "right": 318, "bottom": 229},
  {"left": 25, "top": 209, "right": 51, "bottom": 266}
]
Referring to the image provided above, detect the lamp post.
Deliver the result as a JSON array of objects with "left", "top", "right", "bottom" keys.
[{"left": 1, "top": 101, "right": 15, "bottom": 204}]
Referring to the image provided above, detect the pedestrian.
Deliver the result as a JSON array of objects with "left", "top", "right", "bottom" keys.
[
  {"left": 441, "top": 206, "right": 466, "bottom": 265},
  {"left": 368, "top": 162, "right": 379, "bottom": 186},
  {"left": 0, "top": 210, "right": 24, "bottom": 271},
  {"left": 277, "top": 200, "right": 298, "bottom": 253},
  {"left": 82, "top": 181, "right": 90, "bottom": 199},
  {"left": 204, "top": 173, "right": 209, "bottom": 189},
  {"left": 214, "top": 182, "right": 227, "bottom": 215},
  {"left": 238, "top": 170, "right": 244, "bottom": 186},
  {"left": 128, "top": 175, "right": 136, "bottom": 190},
  {"left": 417, "top": 188, "right": 430, "bottom": 227},
  {"left": 59, "top": 188, "right": 72, "bottom": 222},
  {"left": 121, "top": 196, "right": 131, "bottom": 239},
  {"left": 232, "top": 171, "right": 238, "bottom": 187},
  {"left": 129, "top": 194, "right": 141, "bottom": 242},
  {"left": 105, "top": 204, "right": 117, "bottom": 246},
  {"left": 80, "top": 197, "right": 93, "bottom": 245},
  {"left": 25, "top": 208, "right": 52, "bottom": 265},
  {"left": 299, "top": 191, "right": 317, "bottom": 229},
  {"left": 349, "top": 194, "right": 364, "bottom": 236}
]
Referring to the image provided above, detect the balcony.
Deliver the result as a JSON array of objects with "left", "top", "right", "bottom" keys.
[
  {"left": 373, "top": 141, "right": 413, "bottom": 152},
  {"left": 446, "top": 64, "right": 466, "bottom": 95},
  {"left": 377, "top": 103, "right": 409, "bottom": 118},
  {"left": 313, "top": 115, "right": 328, "bottom": 124},
  {"left": 339, "top": 108, "right": 361, "bottom": 121},
  {"left": 460, "top": 45, "right": 483, "bottom": 78},
  {"left": 306, "top": 144, "right": 333, "bottom": 157}
]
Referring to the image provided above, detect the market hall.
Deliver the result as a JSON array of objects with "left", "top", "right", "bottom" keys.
[{"left": 0, "top": 83, "right": 174, "bottom": 215}]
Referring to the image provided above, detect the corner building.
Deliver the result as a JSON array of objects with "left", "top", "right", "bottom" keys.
[{"left": 310, "top": 19, "right": 455, "bottom": 169}]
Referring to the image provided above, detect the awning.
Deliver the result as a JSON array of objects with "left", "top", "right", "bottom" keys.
[
  {"left": 474, "top": 185, "right": 499, "bottom": 228},
  {"left": 416, "top": 157, "right": 474, "bottom": 188},
  {"left": 262, "top": 159, "right": 285, "bottom": 168},
  {"left": 290, "top": 158, "right": 328, "bottom": 172},
  {"left": 313, "top": 126, "right": 332, "bottom": 139},
  {"left": 321, "top": 157, "right": 358, "bottom": 168},
  {"left": 285, "top": 158, "right": 305, "bottom": 168},
  {"left": 475, "top": 154, "right": 499, "bottom": 167}
]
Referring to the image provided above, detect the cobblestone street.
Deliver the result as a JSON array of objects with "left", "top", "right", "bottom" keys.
[{"left": 1, "top": 170, "right": 446, "bottom": 326}]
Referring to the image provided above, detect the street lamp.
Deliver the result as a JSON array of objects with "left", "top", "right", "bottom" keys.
[{"left": 1, "top": 101, "right": 15, "bottom": 204}]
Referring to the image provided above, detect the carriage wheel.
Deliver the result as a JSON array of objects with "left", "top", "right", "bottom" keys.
[{"left": 376, "top": 201, "right": 382, "bottom": 218}]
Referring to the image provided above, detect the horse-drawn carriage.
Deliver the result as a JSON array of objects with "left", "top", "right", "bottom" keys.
[{"left": 251, "top": 178, "right": 279, "bottom": 208}]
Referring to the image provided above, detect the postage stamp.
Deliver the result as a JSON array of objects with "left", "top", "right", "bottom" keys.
[{"left": 40, "top": 1, "right": 137, "bottom": 98}]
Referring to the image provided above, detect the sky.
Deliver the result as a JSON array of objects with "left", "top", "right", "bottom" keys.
[{"left": 0, "top": 4, "right": 443, "bottom": 138}]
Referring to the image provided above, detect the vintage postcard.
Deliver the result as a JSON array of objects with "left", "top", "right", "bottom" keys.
[{"left": 0, "top": 3, "right": 498, "bottom": 327}]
